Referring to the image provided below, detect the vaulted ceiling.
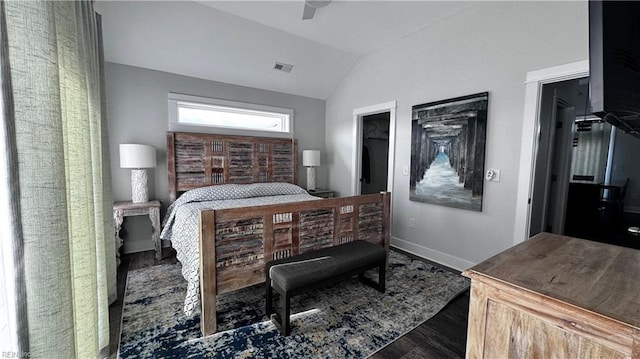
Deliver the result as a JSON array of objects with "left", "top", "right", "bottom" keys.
[{"left": 96, "top": 1, "right": 476, "bottom": 100}]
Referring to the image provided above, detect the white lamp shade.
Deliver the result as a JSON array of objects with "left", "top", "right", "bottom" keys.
[
  {"left": 302, "top": 150, "right": 321, "bottom": 167},
  {"left": 119, "top": 144, "right": 157, "bottom": 169}
]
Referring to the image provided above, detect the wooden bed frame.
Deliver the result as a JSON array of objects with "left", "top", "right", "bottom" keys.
[
  {"left": 167, "top": 131, "right": 298, "bottom": 202},
  {"left": 166, "top": 131, "right": 391, "bottom": 336}
]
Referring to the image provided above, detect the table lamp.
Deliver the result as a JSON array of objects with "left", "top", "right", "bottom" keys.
[
  {"left": 302, "top": 150, "right": 321, "bottom": 191},
  {"left": 119, "top": 144, "right": 156, "bottom": 203}
]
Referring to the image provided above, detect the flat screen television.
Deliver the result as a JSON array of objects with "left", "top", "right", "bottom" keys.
[{"left": 589, "top": 0, "right": 640, "bottom": 137}]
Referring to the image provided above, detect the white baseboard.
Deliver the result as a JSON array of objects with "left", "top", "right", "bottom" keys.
[{"left": 390, "top": 236, "right": 476, "bottom": 272}]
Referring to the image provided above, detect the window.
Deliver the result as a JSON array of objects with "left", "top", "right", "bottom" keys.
[{"left": 169, "top": 93, "right": 293, "bottom": 134}]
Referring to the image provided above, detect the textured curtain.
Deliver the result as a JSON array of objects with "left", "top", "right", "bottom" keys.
[
  {"left": 570, "top": 121, "right": 612, "bottom": 183},
  {"left": 0, "top": 1, "right": 116, "bottom": 358}
]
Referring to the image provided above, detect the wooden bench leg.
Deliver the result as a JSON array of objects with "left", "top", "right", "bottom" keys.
[
  {"left": 378, "top": 261, "right": 386, "bottom": 292},
  {"left": 282, "top": 291, "right": 291, "bottom": 336},
  {"left": 269, "top": 285, "right": 292, "bottom": 336},
  {"left": 357, "top": 262, "right": 387, "bottom": 293},
  {"left": 266, "top": 281, "right": 273, "bottom": 317}
]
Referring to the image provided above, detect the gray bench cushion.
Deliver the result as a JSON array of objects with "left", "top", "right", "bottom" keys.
[{"left": 268, "top": 240, "right": 386, "bottom": 291}]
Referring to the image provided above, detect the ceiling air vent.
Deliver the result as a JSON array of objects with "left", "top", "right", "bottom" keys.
[{"left": 273, "top": 62, "right": 293, "bottom": 73}]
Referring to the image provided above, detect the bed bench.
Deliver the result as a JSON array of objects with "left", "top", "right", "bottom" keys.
[{"left": 265, "top": 240, "right": 387, "bottom": 335}]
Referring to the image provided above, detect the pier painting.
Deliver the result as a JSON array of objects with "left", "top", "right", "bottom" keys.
[{"left": 410, "top": 92, "right": 488, "bottom": 211}]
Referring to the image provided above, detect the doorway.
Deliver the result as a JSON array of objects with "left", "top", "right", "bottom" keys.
[
  {"left": 513, "top": 61, "right": 589, "bottom": 243},
  {"left": 517, "top": 61, "right": 639, "bottom": 248},
  {"left": 351, "top": 101, "right": 397, "bottom": 196},
  {"left": 528, "top": 76, "right": 627, "bottom": 243},
  {"left": 529, "top": 82, "right": 585, "bottom": 237},
  {"left": 361, "top": 113, "right": 390, "bottom": 194}
]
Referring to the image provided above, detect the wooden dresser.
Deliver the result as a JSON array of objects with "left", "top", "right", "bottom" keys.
[{"left": 463, "top": 232, "right": 640, "bottom": 358}]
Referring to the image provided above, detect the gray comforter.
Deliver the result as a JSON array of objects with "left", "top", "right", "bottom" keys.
[{"left": 160, "top": 182, "right": 318, "bottom": 316}]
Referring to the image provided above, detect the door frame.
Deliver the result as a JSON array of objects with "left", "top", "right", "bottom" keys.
[
  {"left": 513, "top": 60, "right": 589, "bottom": 244},
  {"left": 351, "top": 101, "right": 397, "bottom": 195}
]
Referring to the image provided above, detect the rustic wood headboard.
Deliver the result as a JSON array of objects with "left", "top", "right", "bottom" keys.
[{"left": 167, "top": 131, "right": 297, "bottom": 202}]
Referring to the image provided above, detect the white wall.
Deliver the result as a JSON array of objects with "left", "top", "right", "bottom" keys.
[
  {"left": 325, "top": 1, "right": 589, "bottom": 270},
  {"left": 106, "top": 63, "right": 326, "bottom": 253}
]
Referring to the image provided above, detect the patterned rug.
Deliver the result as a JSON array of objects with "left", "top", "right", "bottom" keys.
[{"left": 118, "top": 250, "right": 470, "bottom": 358}]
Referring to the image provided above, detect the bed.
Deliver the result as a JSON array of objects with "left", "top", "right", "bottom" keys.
[{"left": 163, "top": 131, "right": 391, "bottom": 336}]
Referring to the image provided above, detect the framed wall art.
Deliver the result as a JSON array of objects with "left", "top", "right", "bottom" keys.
[{"left": 410, "top": 92, "right": 489, "bottom": 211}]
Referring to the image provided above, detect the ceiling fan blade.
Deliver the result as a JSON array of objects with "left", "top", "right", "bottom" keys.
[{"left": 302, "top": 3, "right": 317, "bottom": 20}]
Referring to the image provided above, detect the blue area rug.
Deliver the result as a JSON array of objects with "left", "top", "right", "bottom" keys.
[{"left": 118, "top": 250, "right": 470, "bottom": 358}]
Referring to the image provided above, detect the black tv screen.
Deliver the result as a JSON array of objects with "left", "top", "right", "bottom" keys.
[{"left": 589, "top": 1, "right": 640, "bottom": 125}]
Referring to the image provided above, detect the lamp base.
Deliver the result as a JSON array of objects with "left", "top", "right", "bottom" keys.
[
  {"left": 131, "top": 169, "right": 149, "bottom": 203},
  {"left": 306, "top": 167, "right": 316, "bottom": 191}
]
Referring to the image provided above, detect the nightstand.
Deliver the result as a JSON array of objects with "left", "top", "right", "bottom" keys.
[
  {"left": 113, "top": 200, "right": 161, "bottom": 266},
  {"left": 307, "top": 189, "right": 335, "bottom": 198}
]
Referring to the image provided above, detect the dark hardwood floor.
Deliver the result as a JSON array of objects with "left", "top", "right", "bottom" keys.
[
  {"left": 107, "top": 247, "right": 469, "bottom": 359},
  {"left": 370, "top": 250, "right": 469, "bottom": 359},
  {"left": 371, "top": 290, "right": 469, "bottom": 359}
]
